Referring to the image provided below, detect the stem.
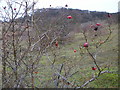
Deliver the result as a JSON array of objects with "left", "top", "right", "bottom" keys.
[
  {"left": 11, "top": 6, "right": 18, "bottom": 81},
  {"left": 97, "top": 25, "right": 112, "bottom": 48},
  {"left": 82, "top": 30, "right": 101, "bottom": 72},
  {"left": 25, "top": 2, "right": 31, "bottom": 46},
  {"left": 83, "top": 31, "right": 87, "bottom": 42},
  {"left": 31, "top": 64, "right": 34, "bottom": 88},
  {"left": 86, "top": 48, "right": 101, "bottom": 72},
  {"left": 56, "top": 64, "right": 63, "bottom": 87}
]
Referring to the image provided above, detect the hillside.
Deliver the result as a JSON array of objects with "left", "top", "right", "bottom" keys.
[
  {"left": 17, "top": 8, "right": 118, "bottom": 24},
  {"left": 14, "top": 8, "right": 118, "bottom": 40},
  {"left": 1, "top": 7, "right": 118, "bottom": 88}
]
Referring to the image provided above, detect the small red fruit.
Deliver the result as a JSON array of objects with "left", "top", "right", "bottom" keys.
[
  {"left": 3, "top": 6, "right": 6, "bottom": 9},
  {"left": 25, "top": 25, "right": 29, "bottom": 28},
  {"left": 107, "top": 13, "right": 111, "bottom": 17},
  {"left": 74, "top": 50, "right": 77, "bottom": 52},
  {"left": 92, "top": 67, "right": 97, "bottom": 70},
  {"left": 34, "top": 72, "right": 38, "bottom": 74},
  {"left": 55, "top": 41, "right": 58, "bottom": 47},
  {"left": 65, "top": 4, "right": 68, "bottom": 7},
  {"left": 83, "top": 42, "right": 88, "bottom": 47},
  {"left": 67, "top": 15, "right": 72, "bottom": 19},
  {"left": 14, "top": 8, "right": 16, "bottom": 10},
  {"left": 96, "top": 23, "right": 101, "bottom": 26}
]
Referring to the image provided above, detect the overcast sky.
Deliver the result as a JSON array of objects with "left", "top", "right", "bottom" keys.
[
  {"left": 34, "top": 0, "right": 119, "bottom": 13},
  {"left": 0, "top": 0, "right": 119, "bottom": 13}
]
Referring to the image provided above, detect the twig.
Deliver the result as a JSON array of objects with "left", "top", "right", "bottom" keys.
[
  {"left": 56, "top": 64, "right": 64, "bottom": 87},
  {"left": 86, "top": 48, "right": 101, "bottom": 72},
  {"left": 55, "top": 72, "right": 77, "bottom": 87}
]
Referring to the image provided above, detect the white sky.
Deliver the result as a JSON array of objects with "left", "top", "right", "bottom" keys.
[
  {"left": 34, "top": 0, "right": 119, "bottom": 13},
  {"left": 0, "top": 0, "right": 119, "bottom": 13}
]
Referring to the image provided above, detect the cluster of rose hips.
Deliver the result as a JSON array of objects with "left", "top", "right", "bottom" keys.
[
  {"left": 31, "top": 8, "right": 111, "bottom": 76},
  {"left": 50, "top": 39, "right": 96, "bottom": 71},
  {"left": 55, "top": 15, "right": 106, "bottom": 70},
  {"left": 55, "top": 15, "right": 89, "bottom": 48}
]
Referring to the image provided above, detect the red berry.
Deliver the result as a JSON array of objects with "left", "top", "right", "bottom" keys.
[
  {"left": 14, "top": 8, "right": 16, "bottom": 10},
  {"left": 96, "top": 23, "right": 101, "bottom": 26},
  {"left": 65, "top": 4, "right": 68, "bottom": 7},
  {"left": 34, "top": 72, "right": 38, "bottom": 74},
  {"left": 55, "top": 41, "right": 58, "bottom": 47},
  {"left": 25, "top": 25, "right": 29, "bottom": 28},
  {"left": 67, "top": 15, "right": 72, "bottom": 19},
  {"left": 74, "top": 50, "right": 77, "bottom": 52},
  {"left": 92, "top": 67, "right": 97, "bottom": 70},
  {"left": 107, "top": 13, "right": 111, "bottom": 17},
  {"left": 83, "top": 42, "right": 88, "bottom": 47},
  {"left": 3, "top": 6, "right": 6, "bottom": 9}
]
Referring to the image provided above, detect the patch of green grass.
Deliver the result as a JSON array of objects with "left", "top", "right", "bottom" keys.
[{"left": 88, "top": 73, "right": 118, "bottom": 88}]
